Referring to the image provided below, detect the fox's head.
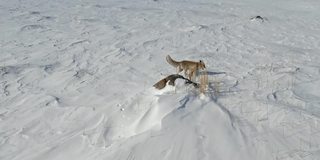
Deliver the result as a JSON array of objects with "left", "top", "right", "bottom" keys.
[{"left": 199, "top": 60, "right": 206, "bottom": 70}]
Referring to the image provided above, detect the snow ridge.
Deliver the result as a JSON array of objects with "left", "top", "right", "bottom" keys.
[{"left": 1, "top": 0, "right": 320, "bottom": 160}]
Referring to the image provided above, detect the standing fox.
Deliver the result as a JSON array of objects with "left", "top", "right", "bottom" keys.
[{"left": 166, "top": 55, "right": 206, "bottom": 81}]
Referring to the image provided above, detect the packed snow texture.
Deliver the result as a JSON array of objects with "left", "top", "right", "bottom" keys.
[{"left": 1, "top": 0, "right": 320, "bottom": 159}]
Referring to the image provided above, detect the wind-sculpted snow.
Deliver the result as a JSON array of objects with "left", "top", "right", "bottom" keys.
[{"left": 1, "top": 0, "right": 320, "bottom": 160}]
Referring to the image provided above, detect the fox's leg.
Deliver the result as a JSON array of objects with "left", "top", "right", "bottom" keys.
[
  {"left": 190, "top": 71, "right": 195, "bottom": 81},
  {"left": 185, "top": 70, "right": 189, "bottom": 79},
  {"left": 189, "top": 70, "right": 197, "bottom": 82},
  {"left": 193, "top": 71, "right": 196, "bottom": 81},
  {"left": 187, "top": 70, "right": 192, "bottom": 81},
  {"left": 176, "top": 66, "right": 182, "bottom": 74}
]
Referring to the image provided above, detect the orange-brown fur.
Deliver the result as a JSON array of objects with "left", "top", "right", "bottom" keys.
[
  {"left": 153, "top": 74, "right": 199, "bottom": 90},
  {"left": 166, "top": 55, "right": 206, "bottom": 81}
]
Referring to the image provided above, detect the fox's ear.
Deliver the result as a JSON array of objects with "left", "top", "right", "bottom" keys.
[{"left": 199, "top": 60, "right": 202, "bottom": 62}]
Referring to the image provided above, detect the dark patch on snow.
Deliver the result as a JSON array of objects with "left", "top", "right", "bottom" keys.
[
  {"left": 250, "top": 16, "right": 268, "bottom": 22},
  {"left": 178, "top": 96, "right": 190, "bottom": 110},
  {"left": 20, "top": 25, "right": 46, "bottom": 32},
  {"left": 29, "top": 11, "right": 40, "bottom": 15}
]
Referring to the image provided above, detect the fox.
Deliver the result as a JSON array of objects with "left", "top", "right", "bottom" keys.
[
  {"left": 166, "top": 55, "right": 206, "bottom": 81},
  {"left": 153, "top": 74, "right": 199, "bottom": 90}
]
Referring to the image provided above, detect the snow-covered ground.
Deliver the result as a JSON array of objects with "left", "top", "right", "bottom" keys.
[{"left": 1, "top": 0, "right": 320, "bottom": 159}]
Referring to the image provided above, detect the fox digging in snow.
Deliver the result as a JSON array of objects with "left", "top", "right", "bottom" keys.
[
  {"left": 153, "top": 74, "right": 199, "bottom": 90},
  {"left": 166, "top": 55, "right": 206, "bottom": 81}
]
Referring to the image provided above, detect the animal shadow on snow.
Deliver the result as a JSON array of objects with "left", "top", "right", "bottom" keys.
[
  {"left": 205, "top": 71, "right": 226, "bottom": 76},
  {"left": 200, "top": 70, "right": 240, "bottom": 101}
]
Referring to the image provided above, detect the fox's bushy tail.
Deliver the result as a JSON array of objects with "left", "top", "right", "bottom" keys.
[{"left": 166, "top": 55, "right": 179, "bottom": 67}]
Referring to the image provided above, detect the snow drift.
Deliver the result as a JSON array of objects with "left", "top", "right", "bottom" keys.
[{"left": 1, "top": 0, "right": 320, "bottom": 160}]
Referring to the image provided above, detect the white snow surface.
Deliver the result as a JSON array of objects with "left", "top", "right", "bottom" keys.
[{"left": 1, "top": 0, "right": 320, "bottom": 159}]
